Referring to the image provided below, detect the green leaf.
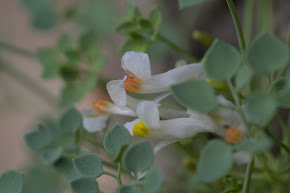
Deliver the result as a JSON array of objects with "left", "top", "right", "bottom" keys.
[
  {"left": 32, "top": 9, "right": 59, "bottom": 30},
  {"left": 73, "top": 153, "right": 104, "bottom": 178},
  {"left": 24, "top": 129, "right": 50, "bottom": 150},
  {"left": 126, "top": 1, "right": 142, "bottom": 19},
  {"left": 171, "top": 80, "right": 217, "bottom": 113},
  {"left": 40, "top": 147, "right": 63, "bottom": 164},
  {"left": 143, "top": 168, "right": 163, "bottom": 193},
  {"left": 116, "top": 19, "right": 138, "bottom": 35},
  {"left": 268, "top": 77, "right": 290, "bottom": 108},
  {"left": 60, "top": 107, "right": 82, "bottom": 134},
  {"left": 60, "top": 85, "right": 83, "bottom": 106},
  {"left": 245, "top": 93, "right": 277, "bottom": 126},
  {"left": 88, "top": 48, "right": 107, "bottom": 72},
  {"left": 103, "top": 123, "right": 131, "bottom": 155},
  {"left": 235, "top": 65, "right": 253, "bottom": 90},
  {"left": 120, "top": 37, "right": 148, "bottom": 53},
  {"left": 234, "top": 138, "right": 273, "bottom": 153},
  {"left": 247, "top": 33, "right": 289, "bottom": 74},
  {"left": 79, "top": 31, "right": 98, "bottom": 51},
  {"left": 62, "top": 136, "right": 78, "bottom": 152},
  {"left": 138, "top": 19, "right": 153, "bottom": 31},
  {"left": 70, "top": 177, "right": 100, "bottom": 193},
  {"left": 0, "top": 170, "right": 23, "bottom": 193},
  {"left": 58, "top": 34, "right": 73, "bottom": 52},
  {"left": 149, "top": 7, "right": 162, "bottom": 30},
  {"left": 117, "top": 185, "right": 141, "bottom": 193},
  {"left": 203, "top": 39, "right": 242, "bottom": 81},
  {"left": 178, "top": 0, "right": 205, "bottom": 9},
  {"left": 37, "top": 47, "right": 60, "bottom": 79},
  {"left": 196, "top": 140, "right": 233, "bottom": 182},
  {"left": 21, "top": 0, "right": 53, "bottom": 14},
  {"left": 65, "top": 169, "right": 82, "bottom": 183},
  {"left": 123, "top": 140, "right": 153, "bottom": 173},
  {"left": 113, "top": 144, "right": 129, "bottom": 163},
  {"left": 53, "top": 157, "right": 73, "bottom": 173}
]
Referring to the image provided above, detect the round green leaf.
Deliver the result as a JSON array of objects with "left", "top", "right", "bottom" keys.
[
  {"left": 37, "top": 47, "right": 60, "bottom": 79},
  {"left": 203, "top": 39, "right": 242, "bottom": 81},
  {"left": 178, "top": 0, "right": 205, "bottom": 9},
  {"left": 73, "top": 153, "right": 103, "bottom": 178},
  {"left": 32, "top": 9, "right": 59, "bottom": 30},
  {"left": 235, "top": 65, "right": 253, "bottom": 90},
  {"left": 247, "top": 33, "right": 289, "bottom": 74},
  {"left": 0, "top": 170, "right": 23, "bottom": 193},
  {"left": 143, "top": 168, "right": 163, "bottom": 193},
  {"left": 171, "top": 80, "right": 217, "bottom": 113},
  {"left": 40, "top": 147, "right": 63, "bottom": 164},
  {"left": 268, "top": 77, "right": 290, "bottom": 108},
  {"left": 24, "top": 129, "right": 50, "bottom": 150},
  {"left": 103, "top": 123, "right": 131, "bottom": 155},
  {"left": 196, "top": 140, "right": 233, "bottom": 182},
  {"left": 245, "top": 93, "right": 277, "bottom": 126},
  {"left": 123, "top": 141, "right": 153, "bottom": 173},
  {"left": 70, "top": 177, "right": 100, "bottom": 193},
  {"left": 117, "top": 185, "right": 141, "bottom": 193},
  {"left": 60, "top": 107, "right": 82, "bottom": 134},
  {"left": 53, "top": 157, "right": 73, "bottom": 173}
]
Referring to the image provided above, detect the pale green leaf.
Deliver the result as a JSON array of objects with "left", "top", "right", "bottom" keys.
[
  {"left": 123, "top": 141, "right": 153, "bottom": 173},
  {"left": 70, "top": 177, "right": 100, "bottom": 193},
  {"left": 143, "top": 168, "right": 163, "bottom": 193},
  {"left": 73, "top": 153, "right": 104, "bottom": 178},
  {"left": 203, "top": 39, "right": 242, "bottom": 81},
  {"left": 40, "top": 147, "right": 63, "bottom": 164},
  {"left": 60, "top": 107, "right": 82, "bottom": 134},
  {"left": 178, "top": 0, "right": 205, "bottom": 9},
  {"left": 247, "top": 33, "right": 289, "bottom": 74},
  {"left": 103, "top": 123, "right": 131, "bottom": 155},
  {"left": 196, "top": 140, "right": 233, "bottom": 182},
  {"left": 268, "top": 77, "right": 290, "bottom": 108},
  {"left": 171, "top": 80, "right": 217, "bottom": 113},
  {"left": 0, "top": 170, "right": 23, "bottom": 193}
]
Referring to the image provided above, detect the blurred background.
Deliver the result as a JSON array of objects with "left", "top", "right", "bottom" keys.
[{"left": 0, "top": 0, "right": 289, "bottom": 192}]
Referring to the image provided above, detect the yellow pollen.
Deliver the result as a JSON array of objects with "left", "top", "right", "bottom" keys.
[
  {"left": 133, "top": 122, "right": 150, "bottom": 138},
  {"left": 225, "top": 127, "right": 243, "bottom": 144}
]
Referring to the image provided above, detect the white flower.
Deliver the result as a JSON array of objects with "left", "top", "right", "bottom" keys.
[
  {"left": 82, "top": 109, "right": 110, "bottom": 133},
  {"left": 108, "top": 51, "right": 205, "bottom": 94},
  {"left": 124, "top": 101, "right": 219, "bottom": 139}
]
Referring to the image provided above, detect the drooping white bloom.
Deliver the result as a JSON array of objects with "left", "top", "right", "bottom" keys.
[
  {"left": 124, "top": 101, "right": 219, "bottom": 139},
  {"left": 108, "top": 51, "right": 205, "bottom": 94},
  {"left": 82, "top": 109, "right": 110, "bottom": 133}
]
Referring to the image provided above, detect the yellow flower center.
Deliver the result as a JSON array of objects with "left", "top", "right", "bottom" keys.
[
  {"left": 205, "top": 78, "right": 227, "bottom": 89},
  {"left": 133, "top": 122, "right": 150, "bottom": 138}
]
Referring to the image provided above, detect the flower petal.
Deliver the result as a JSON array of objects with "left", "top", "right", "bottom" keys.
[
  {"left": 107, "top": 79, "right": 127, "bottom": 107},
  {"left": 141, "top": 63, "right": 205, "bottom": 93},
  {"left": 124, "top": 118, "right": 141, "bottom": 136},
  {"left": 233, "top": 151, "right": 251, "bottom": 165},
  {"left": 136, "top": 101, "right": 160, "bottom": 129},
  {"left": 83, "top": 115, "right": 110, "bottom": 133},
  {"left": 121, "top": 51, "right": 151, "bottom": 80}
]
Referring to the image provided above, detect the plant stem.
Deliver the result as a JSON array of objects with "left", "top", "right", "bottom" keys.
[
  {"left": 242, "top": 156, "right": 255, "bottom": 193},
  {"left": 226, "top": 0, "right": 247, "bottom": 53},
  {"left": 259, "top": 0, "right": 273, "bottom": 33},
  {"left": 196, "top": 134, "right": 208, "bottom": 142},
  {"left": 157, "top": 33, "right": 197, "bottom": 63},
  {"left": 0, "top": 41, "right": 35, "bottom": 58},
  {"left": 0, "top": 58, "right": 58, "bottom": 106},
  {"left": 243, "top": 0, "right": 255, "bottom": 44},
  {"left": 227, "top": 80, "right": 251, "bottom": 134},
  {"left": 265, "top": 129, "right": 290, "bottom": 155},
  {"left": 117, "top": 163, "right": 123, "bottom": 185}
]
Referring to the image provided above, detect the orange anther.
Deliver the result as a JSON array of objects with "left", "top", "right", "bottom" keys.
[
  {"left": 124, "top": 77, "right": 143, "bottom": 93},
  {"left": 225, "top": 127, "right": 243, "bottom": 144},
  {"left": 92, "top": 99, "right": 109, "bottom": 114}
]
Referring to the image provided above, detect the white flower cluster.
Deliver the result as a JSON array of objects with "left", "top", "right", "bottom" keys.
[{"left": 82, "top": 51, "right": 247, "bottom": 161}]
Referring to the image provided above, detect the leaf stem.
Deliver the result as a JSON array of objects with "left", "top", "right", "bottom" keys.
[
  {"left": 0, "top": 41, "right": 35, "bottom": 58},
  {"left": 226, "top": 0, "right": 247, "bottom": 53},
  {"left": 117, "top": 163, "right": 123, "bottom": 185},
  {"left": 157, "top": 33, "right": 197, "bottom": 63},
  {"left": 265, "top": 129, "right": 290, "bottom": 155},
  {"left": 0, "top": 58, "right": 58, "bottom": 106},
  {"left": 243, "top": 0, "right": 255, "bottom": 44},
  {"left": 242, "top": 156, "right": 255, "bottom": 193}
]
